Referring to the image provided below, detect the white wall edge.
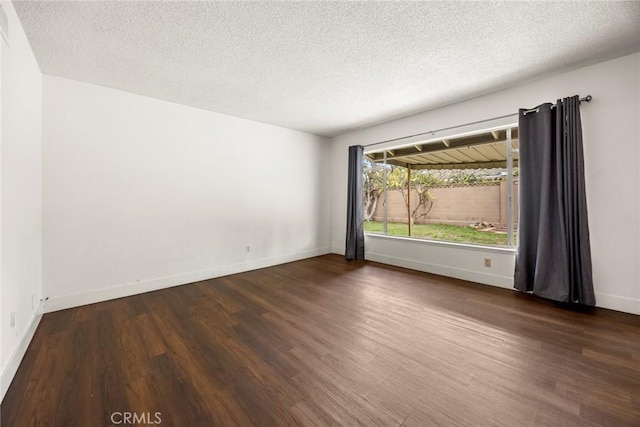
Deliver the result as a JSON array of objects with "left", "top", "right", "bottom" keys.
[
  {"left": 365, "top": 252, "right": 514, "bottom": 289},
  {"left": 44, "top": 247, "right": 331, "bottom": 313},
  {"left": 594, "top": 292, "right": 640, "bottom": 315},
  {"left": 1, "top": 303, "right": 44, "bottom": 403}
]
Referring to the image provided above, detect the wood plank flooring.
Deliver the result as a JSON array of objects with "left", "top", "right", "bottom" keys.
[{"left": 2, "top": 254, "right": 639, "bottom": 426}]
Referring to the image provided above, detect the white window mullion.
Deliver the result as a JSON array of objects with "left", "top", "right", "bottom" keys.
[
  {"left": 383, "top": 151, "right": 388, "bottom": 235},
  {"left": 506, "top": 128, "right": 515, "bottom": 247}
]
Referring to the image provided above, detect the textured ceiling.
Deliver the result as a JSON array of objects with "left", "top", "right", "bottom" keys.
[{"left": 14, "top": 1, "right": 640, "bottom": 137}]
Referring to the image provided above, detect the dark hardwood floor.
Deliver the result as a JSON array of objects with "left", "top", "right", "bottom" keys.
[{"left": 2, "top": 254, "right": 639, "bottom": 426}]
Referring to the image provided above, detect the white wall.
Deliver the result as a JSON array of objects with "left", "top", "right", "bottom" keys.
[
  {"left": 0, "top": 0, "right": 43, "bottom": 401},
  {"left": 42, "top": 76, "right": 331, "bottom": 312},
  {"left": 331, "top": 53, "right": 640, "bottom": 315}
]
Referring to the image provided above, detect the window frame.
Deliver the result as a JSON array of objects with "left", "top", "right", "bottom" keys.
[{"left": 363, "top": 123, "right": 519, "bottom": 250}]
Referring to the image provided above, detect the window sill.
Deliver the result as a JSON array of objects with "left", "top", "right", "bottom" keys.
[{"left": 365, "top": 232, "right": 517, "bottom": 255}]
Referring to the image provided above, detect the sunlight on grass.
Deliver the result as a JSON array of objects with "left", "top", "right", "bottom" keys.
[{"left": 364, "top": 221, "right": 515, "bottom": 247}]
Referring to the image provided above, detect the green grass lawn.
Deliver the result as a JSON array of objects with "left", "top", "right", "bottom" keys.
[{"left": 364, "top": 221, "right": 514, "bottom": 246}]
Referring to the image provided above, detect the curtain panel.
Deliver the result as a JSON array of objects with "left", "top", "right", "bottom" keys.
[
  {"left": 514, "top": 95, "right": 595, "bottom": 305},
  {"left": 345, "top": 145, "right": 365, "bottom": 260}
]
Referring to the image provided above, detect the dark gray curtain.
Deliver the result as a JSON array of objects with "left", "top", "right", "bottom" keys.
[
  {"left": 514, "top": 95, "right": 595, "bottom": 305},
  {"left": 345, "top": 145, "right": 365, "bottom": 260}
]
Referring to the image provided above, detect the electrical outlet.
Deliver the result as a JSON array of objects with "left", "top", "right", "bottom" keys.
[
  {"left": 10, "top": 312, "right": 15, "bottom": 328},
  {"left": 484, "top": 257, "right": 492, "bottom": 268},
  {"left": 245, "top": 245, "right": 251, "bottom": 253}
]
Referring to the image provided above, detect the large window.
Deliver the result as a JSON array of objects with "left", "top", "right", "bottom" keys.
[{"left": 363, "top": 126, "right": 519, "bottom": 248}]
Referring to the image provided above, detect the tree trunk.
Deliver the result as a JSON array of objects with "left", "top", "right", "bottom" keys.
[{"left": 364, "top": 195, "right": 378, "bottom": 221}]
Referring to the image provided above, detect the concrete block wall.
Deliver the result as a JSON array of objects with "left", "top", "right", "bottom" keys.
[{"left": 371, "top": 182, "right": 519, "bottom": 226}]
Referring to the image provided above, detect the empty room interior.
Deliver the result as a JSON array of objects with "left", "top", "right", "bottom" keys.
[{"left": 1, "top": 1, "right": 640, "bottom": 426}]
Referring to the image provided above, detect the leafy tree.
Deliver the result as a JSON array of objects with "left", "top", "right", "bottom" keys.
[
  {"left": 446, "top": 170, "right": 483, "bottom": 185},
  {"left": 387, "top": 167, "right": 443, "bottom": 225},
  {"left": 362, "top": 159, "right": 384, "bottom": 221},
  {"left": 362, "top": 162, "right": 518, "bottom": 225}
]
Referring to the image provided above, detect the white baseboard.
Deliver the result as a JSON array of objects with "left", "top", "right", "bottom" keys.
[
  {"left": 44, "top": 247, "right": 331, "bottom": 313},
  {"left": 594, "top": 292, "right": 640, "bottom": 315},
  {"left": 366, "top": 252, "right": 640, "bottom": 315},
  {"left": 217, "top": 247, "right": 330, "bottom": 277},
  {"left": 1, "top": 303, "right": 43, "bottom": 403},
  {"left": 365, "top": 252, "right": 514, "bottom": 289}
]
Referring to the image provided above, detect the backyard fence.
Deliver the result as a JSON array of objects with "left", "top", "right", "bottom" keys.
[{"left": 370, "top": 181, "right": 519, "bottom": 227}]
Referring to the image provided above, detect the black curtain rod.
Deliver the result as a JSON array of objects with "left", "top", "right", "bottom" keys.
[
  {"left": 363, "top": 95, "right": 592, "bottom": 148},
  {"left": 522, "top": 95, "right": 592, "bottom": 115}
]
